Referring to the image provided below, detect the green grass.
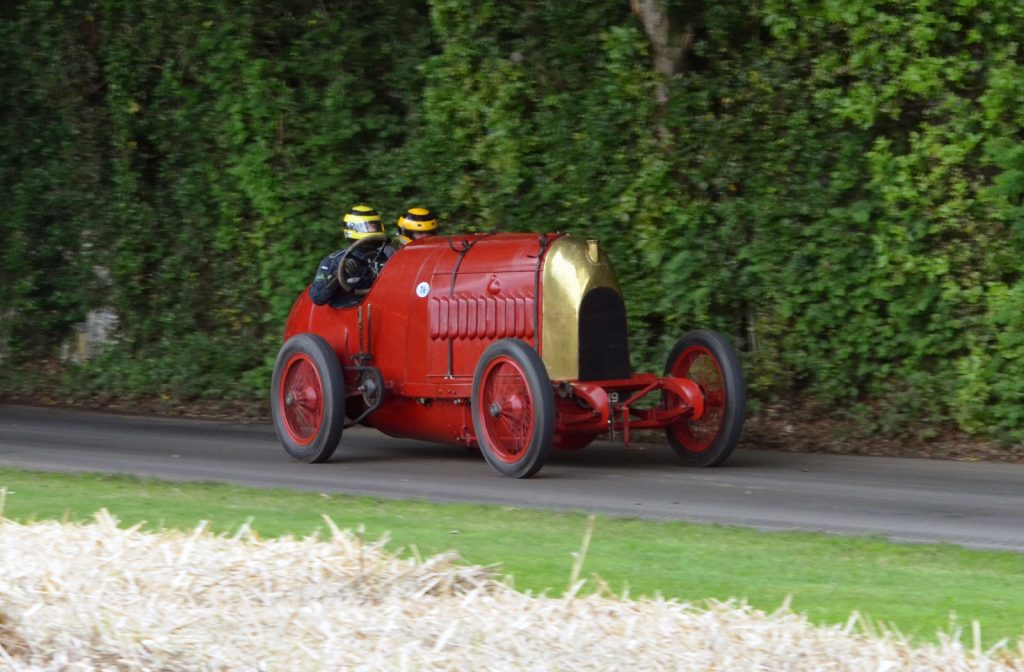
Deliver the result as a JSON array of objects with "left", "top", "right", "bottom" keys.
[{"left": 1, "top": 467, "right": 1022, "bottom": 647}]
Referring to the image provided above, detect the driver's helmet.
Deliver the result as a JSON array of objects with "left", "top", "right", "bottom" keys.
[
  {"left": 396, "top": 207, "right": 438, "bottom": 240},
  {"left": 343, "top": 204, "right": 384, "bottom": 240}
]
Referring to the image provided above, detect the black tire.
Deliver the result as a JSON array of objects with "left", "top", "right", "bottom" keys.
[
  {"left": 663, "top": 329, "right": 745, "bottom": 467},
  {"left": 471, "top": 339, "right": 555, "bottom": 478},
  {"left": 271, "top": 333, "right": 346, "bottom": 463}
]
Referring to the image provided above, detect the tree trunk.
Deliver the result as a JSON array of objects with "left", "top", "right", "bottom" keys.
[{"left": 629, "top": 0, "right": 695, "bottom": 101}]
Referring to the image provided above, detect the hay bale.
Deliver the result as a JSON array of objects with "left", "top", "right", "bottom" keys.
[
  {"left": 0, "top": 609, "right": 29, "bottom": 660},
  {"left": 0, "top": 511, "right": 1020, "bottom": 670}
]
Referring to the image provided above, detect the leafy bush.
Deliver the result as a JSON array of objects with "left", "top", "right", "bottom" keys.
[{"left": 2, "top": 0, "right": 1024, "bottom": 446}]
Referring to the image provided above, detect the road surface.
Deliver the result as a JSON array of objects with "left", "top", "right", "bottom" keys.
[{"left": 1, "top": 403, "right": 1022, "bottom": 551}]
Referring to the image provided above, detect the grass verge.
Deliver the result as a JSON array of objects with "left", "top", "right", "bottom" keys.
[{"left": 1, "top": 467, "right": 1021, "bottom": 647}]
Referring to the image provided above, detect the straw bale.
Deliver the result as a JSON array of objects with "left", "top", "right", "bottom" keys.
[
  {"left": 0, "top": 610, "right": 29, "bottom": 659},
  {"left": 0, "top": 511, "right": 1021, "bottom": 671}
]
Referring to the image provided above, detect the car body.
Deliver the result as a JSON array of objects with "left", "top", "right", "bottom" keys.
[{"left": 272, "top": 232, "right": 745, "bottom": 478}]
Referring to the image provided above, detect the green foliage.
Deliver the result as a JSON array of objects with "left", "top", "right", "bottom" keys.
[
  {"left": 956, "top": 281, "right": 1024, "bottom": 441},
  {"left": 2, "top": 0, "right": 1024, "bottom": 444},
  {"left": 0, "top": 1, "right": 103, "bottom": 357},
  {"left": 746, "top": 0, "right": 1024, "bottom": 440},
  {"left": 1, "top": 0, "right": 432, "bottom": 397}
]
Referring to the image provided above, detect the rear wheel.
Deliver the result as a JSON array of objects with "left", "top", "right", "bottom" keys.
[
  {"left": 271, "top": 333, "right": 345, "bottom": 463},
  {"left": 471, "top": 339, "right": 555, "bottom": 478},
  {"left": 664, "top": 330, "right": 745, "bottom": 467}
]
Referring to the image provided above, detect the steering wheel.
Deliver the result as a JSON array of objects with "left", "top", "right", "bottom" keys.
[{"left": 335, "top": 234, "right": 387, "bottom": 295}]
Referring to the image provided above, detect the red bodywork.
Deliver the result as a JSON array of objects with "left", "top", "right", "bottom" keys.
[{"left": 284, "top": 233, "right": 705, "bottom": 450}]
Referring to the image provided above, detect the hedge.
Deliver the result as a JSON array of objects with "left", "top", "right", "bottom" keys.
[{"left": 1, "top": 0, "right": 1022, "bottom": 444}]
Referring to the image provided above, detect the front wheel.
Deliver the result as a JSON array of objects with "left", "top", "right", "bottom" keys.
[
  {"left": 664, "top": 330, "right": 745, "bottom": 467},
  {"left": 471, "top": 339, "right": 555, "bottom": 478},
  {"left": 271, "top": 333, "right": 346, "bottom": 463}
]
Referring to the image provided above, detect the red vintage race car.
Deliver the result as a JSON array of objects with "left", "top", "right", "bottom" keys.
[{"left": 271, "top": 232, "right": 745, "bottom": 478}]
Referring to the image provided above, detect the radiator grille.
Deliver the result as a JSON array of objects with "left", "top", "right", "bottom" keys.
[{"left": 578, "top": 287, "right": 631, "bottom": 381}]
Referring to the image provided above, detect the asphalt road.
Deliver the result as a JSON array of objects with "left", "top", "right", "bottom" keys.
[{"left": 1, "top": 403, "right": 1022, "bottom": 551}]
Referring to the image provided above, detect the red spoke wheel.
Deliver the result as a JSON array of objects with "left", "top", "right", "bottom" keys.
[
  {"left": 664, "top": 329, "right": 745, "bottom": 467},
  {"left": 271, "top": 333, "right": 346, "bottom": 463},
  {"left": 471, "top": 339, "right": 555, "bottom": 478}
]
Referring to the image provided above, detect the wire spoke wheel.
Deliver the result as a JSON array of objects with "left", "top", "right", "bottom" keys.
[
  {"left": 479, "top": 359, "right": 535, "bottom": 461},
  {"left": 668, "top": 347, "right": 724, "bottom": 452},
  {"left": 280, "top": 354, "right": 323, "bottom": 444},
  {"left": 664, "top": 330, "right": 745, "bottom": 467},
  {"left": 271, "top": 334, "right": 346, "bottom": 463},
  {"left": 472, "top": 339, "right": 554, "bottom": 478}
]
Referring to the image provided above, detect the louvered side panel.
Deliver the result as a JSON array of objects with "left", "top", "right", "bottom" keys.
[{"left": 429, "top": 294, "right": 534, "bottom": 341}]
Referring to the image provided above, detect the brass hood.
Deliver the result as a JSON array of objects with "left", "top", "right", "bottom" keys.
[{"left": 540, "top": 236, "right": 622, "bottom": 380}]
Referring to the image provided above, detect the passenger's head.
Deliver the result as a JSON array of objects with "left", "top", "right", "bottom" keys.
[
  {"left": 397, "top": 207, "right": 438, "bottom": 241},
  {"left": 343, "top": 204, "right": 384, "bottom": 240}
]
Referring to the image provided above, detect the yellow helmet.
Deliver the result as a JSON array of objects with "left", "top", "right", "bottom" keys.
[
  {"left": 343, "top": 204, "right": 384, "bottom": 240},
  {"left": 397, "top": 207, "right": 438, "bottom": 237}
]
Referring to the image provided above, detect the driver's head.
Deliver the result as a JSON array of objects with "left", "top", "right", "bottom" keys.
[
  {"left": 397, "top": 207, "right": 438, "bottom": 241},
  {"left": 344, "top": 204, "right": 384, "bottom": 240}
]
